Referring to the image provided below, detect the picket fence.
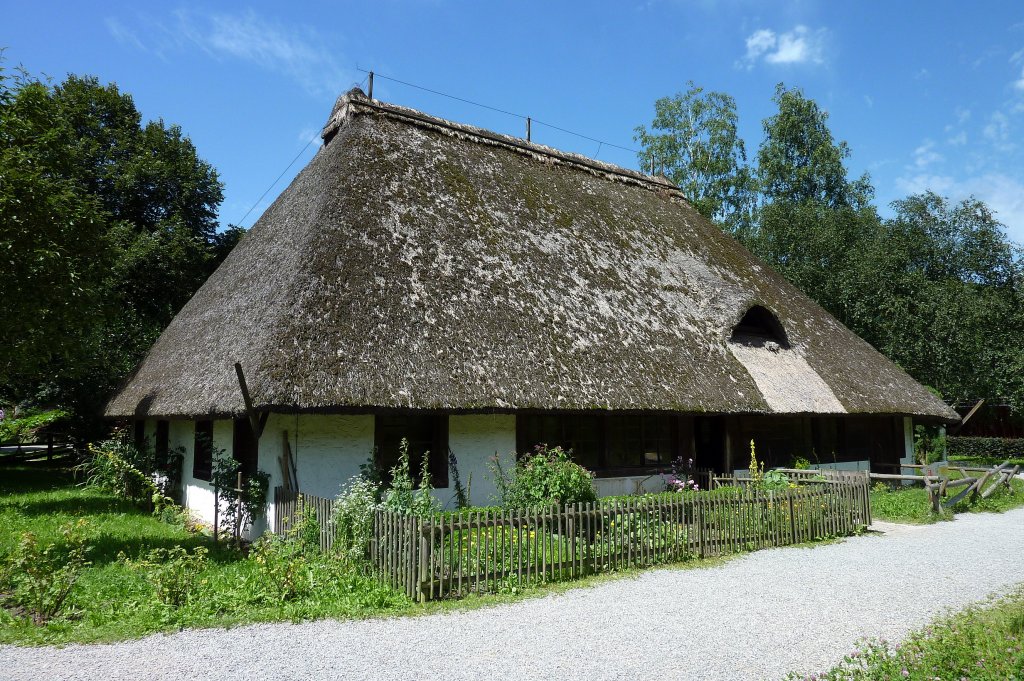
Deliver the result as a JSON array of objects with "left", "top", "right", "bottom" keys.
[{"left": 275, "top": 470, "right": 871, "bottom": 602}]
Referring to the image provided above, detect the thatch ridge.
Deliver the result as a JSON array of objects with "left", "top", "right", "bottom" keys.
[{"left": 106, "top": 90, "right": 958, "bottom": 422}]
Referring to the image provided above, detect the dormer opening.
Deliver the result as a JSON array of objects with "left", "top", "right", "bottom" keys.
[{"left": 730, "top": 305, "right": 789, "bottom": 349}]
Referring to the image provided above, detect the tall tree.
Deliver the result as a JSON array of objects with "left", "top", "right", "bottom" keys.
[
  {"left": 0, "top": 68, "right": 235, "bottom": 439},
  {"left": 756, "top": 83, "right": 871, "bottom": 209},
  {"left": 0, "top": 69, "right": 109, "bottom": 387},
  {"left": 634, "top": 82, "right": 756, "bottom": 232}
]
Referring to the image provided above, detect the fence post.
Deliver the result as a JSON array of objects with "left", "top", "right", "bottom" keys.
[
  {"left": 787, "top": 491, "right": 796, "bottom": 544},
  {"left": 418, "top": 517, "right": 429, "bottom": 603}
]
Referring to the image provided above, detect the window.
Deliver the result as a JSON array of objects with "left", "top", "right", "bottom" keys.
[
  {"left": 133, "top": 420, "right": 147, "bottom": 450},
  {"left": 375, "top": 414, "right": 449, "bottom": 488},
  {"left": 730, "top": 305, "right": 788, "bottom": 347},
  {"left": 155, "top": 420, "right": 169, "bottom": 470},
  {"left": 232, "top": 418, "right": 258, "bottom": 476},
  {"left": 517, "top": 413, "right": 678, "bottom": 476},
  {"left": 193, "top": 420, "right": 213, "bottom": 482},
  {"left": 517, "top": 413, "right": 603, "bottom": 470}
]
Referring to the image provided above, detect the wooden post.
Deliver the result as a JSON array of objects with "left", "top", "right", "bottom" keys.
[
  {"left": 235, "top": 471, "right": 243, "bottom": 543},
  {"left": 213, "top": 482, "right": 219, "bottom": 542},
  {"left": 368, "top": 71, "right": 374, "bottom": 99},
  {"left": 526, "top": 117, "right": 531, "bottom": 142}
]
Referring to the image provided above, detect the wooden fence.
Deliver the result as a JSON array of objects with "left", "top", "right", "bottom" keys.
[
  {"left": 273, "top": 487, "right": 336, "bottom": 552},
  {"left": 371, "top": 471, "right": 871, "bottom": 602}
]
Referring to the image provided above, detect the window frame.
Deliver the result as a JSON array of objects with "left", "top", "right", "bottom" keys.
[
  {"left": 192, "top": 420, "right": 214, "bottom": 482},
  {"left": 516, "top": 412, "right": 680, "bottom": 478},
  {"left": 374, "top": 413, "right": 449, "bottom": 489}
]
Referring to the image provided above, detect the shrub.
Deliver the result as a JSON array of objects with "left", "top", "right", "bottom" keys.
[
  {"left": 332, "top": 476, "right": 380, "bottom": 566},
  {"left": 664, "top": 455, "right": 699, "bottom": 492},
  {"left": 0, "top": 408, "right": 68, "bottom": 444},
  {"left": 495, "top": 445, "right": 597, "bottom": 508},
  {"left": 948, "top": 436, "right": 1024, "bottom": 463},
  {"left": 78, "top": 434, "right": 157, "bottom": 506},
  {"left": 0, "top": 520, "right": 91, "bottom": 624},
  {"left": 251, "top": 508, "right": 322, "bottom": 601},
  {"left": 382, "top": 439, "right": 440, "bottom": 518},
  {"left": 124, "top": 546, "right": 208, "bottom": 608},
  {"left": 210, "top": 450, "right": 270, "bottom": 541}
]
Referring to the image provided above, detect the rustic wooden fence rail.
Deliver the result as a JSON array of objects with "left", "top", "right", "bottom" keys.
[
  {"left": 273, "top": 487, "right": 336, "bottom": 552},
  {"left": 274, "top": 471, "right": 871, "bottom": 602},
  {"left": 373, "top": 471, "right": 871, "bottom": 602}
]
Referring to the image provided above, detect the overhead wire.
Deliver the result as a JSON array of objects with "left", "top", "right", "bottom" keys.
[
  {"left": 234, "top": 75, "right": 368, "bottom": 227},
  {"left": 356, "top": 68, "right": 642, "bottom": 155},
  {"left": 238, "top": 70, "right": 646, "bottom": 227}
]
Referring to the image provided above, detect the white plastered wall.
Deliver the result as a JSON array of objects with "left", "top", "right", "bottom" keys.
[
  {"left": 447, "top": 414, "right": 516, "bottom": 508},
  {"left": 258, "top": 413, "right": 374, "bottom": 532}
]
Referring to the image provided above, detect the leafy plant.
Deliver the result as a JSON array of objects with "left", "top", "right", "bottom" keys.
[
  {"left": 332, "top": 476, "right": 381, "bottom": 566},
  {"left": 382, "top": 439, "right": 439, "bottom": 518},
  {"left": 211, "top": 449, "right": 270, "bottom": 541},
  {"left": 493, "top": 445, "right": 597, "bottom": 508},
  {"left": 1, "top": 520, "right": 91, "bottom": 623},
  {"left": 250, "top": 507, "right": 322, "bottom": 601},
  {"left": 123, "top": 546, "right": 208, "bottom": 608},
  {"left": 0, "top": 408, "right": 68, "bottom": 444},
  {"left": 78, "top": 432, "right": 157, "bottom": 506}
]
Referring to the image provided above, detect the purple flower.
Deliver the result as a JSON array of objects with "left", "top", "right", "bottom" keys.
[{"left": 901, "top": 670, "right": 909, "bottom": 677}]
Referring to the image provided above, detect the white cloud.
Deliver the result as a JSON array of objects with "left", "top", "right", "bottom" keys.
[
  {"left": 912, "top": 139, "right": 943, "bottom": 169},
  {"left": 863, "top": 94, "right": 874, "bottom": 108},
  {"left": 105, "top": 10, "right": 351, "bottom": 98},
  {"left": 740, "top": 25, "right": 826, "bottom": 68},
  {"left": 946, "top": 130, "right": 968, "bottom": 146},
  {"left": 105, "top": 17, "right": 147, "bottom": 52},
  {"left": 983, "top": 110, "right": 1014, "bottom": 152},
  {"left": 895, "top": 172, "right": 1024, "bottom": 243}
]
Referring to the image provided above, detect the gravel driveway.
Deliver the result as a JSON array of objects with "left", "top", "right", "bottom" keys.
[{"left": 5, "top": 508, "right": 1024, "bottom": 681}]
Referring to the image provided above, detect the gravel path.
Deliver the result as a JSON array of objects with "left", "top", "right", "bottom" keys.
[{"left": 5, "top": 508, "right": 1024, "bottom": 681}]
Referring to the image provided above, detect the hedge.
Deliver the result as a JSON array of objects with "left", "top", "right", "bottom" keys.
[{"left": 947, "top": 436, "right": 1024, "bottom": 463}]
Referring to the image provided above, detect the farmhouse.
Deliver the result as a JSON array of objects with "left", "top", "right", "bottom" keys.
[{"left": 105, "top": 88, "right": 958, "bottom": 530}]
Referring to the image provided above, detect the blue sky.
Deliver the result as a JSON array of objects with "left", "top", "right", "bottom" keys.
[{"left": 6, "top": 1, "right": 1024, "bottom": 243}]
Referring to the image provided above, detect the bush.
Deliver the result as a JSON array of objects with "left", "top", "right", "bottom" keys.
[
  {"left": 210, "top": 450, "right": 270, "bottom": 541},
  {"left": 332, "top": 476, "right": 380, "bottom": 566},
  {"left": 382, "top": 439, "right": 440, "bottom": 518},
  {"left": 124, "top": 546, "right": 208, "bottom": 608},
  {"left": 78, "top": 431, "right": 158, "bottom": 505},
  {"left": 495, "top": 445, "right": 597, "bottom": 508},
  {"left": 948, "top": 436, "right": 1024, "bottom": 463},
  {"left": 0, "top": 520, "right": 91, "bottom": 623},
  {"left": 0, "top": 408, "right": 68, "bottom": 444},
  {"left": 251, "top": 508, "right": 323, "bottom": 601}
]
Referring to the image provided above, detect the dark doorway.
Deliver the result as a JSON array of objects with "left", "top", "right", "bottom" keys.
[
  {"left": 233, "top": 418, "right": 259, "bottom": 476},
  {"left": 694, "top": 415, "right": 726, "bottom": 472}
]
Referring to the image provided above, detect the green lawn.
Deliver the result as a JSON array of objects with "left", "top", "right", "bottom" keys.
[
  {"left": 870, "top": 475, "right": 1024, "bottom": 524},
  {"left": 790, "top": 587, "right": 1024, "bottom": 680},
  {"left": 0, "top": 465, "right": 410, "bottom": 645}
]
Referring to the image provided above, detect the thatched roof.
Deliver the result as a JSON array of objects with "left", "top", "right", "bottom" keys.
[{"left": 106, "top": 88, "right": 958, "bottom": 422}]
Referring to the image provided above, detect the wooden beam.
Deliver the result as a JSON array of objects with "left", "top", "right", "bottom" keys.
[
  {"left": 234, "top": 362, "right": 266, "bottom": 439},
  {"left": 950, "top": 398, "right": 985, "bottom": 434}
]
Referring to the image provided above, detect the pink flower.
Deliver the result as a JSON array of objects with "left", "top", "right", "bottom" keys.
[{"left": 901, "top": 670, "right": 909, "bottom": 677}]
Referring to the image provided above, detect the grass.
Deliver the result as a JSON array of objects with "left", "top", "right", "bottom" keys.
[
  {"left": 789, "top": 587, "right": 1024, "bottom": 680},
  {"left": 870, "top": 475, "right": 1024, "bottom": 524},
  {"left": 0, "top": 464, "right": 744, "bottom": 646},
  {"left": 0, "top": 465, "right": 410, "bottom": 645}
]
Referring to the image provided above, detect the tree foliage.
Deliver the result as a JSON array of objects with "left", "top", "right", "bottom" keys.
[
  {"left": 637, "top": 81, "right": 1024, "bottom": 411},
  {"left": 1, "top": 66, "right": 241, "bottom": 439},
  {"left": 634, "top": 82, "right": 756, "bottom": 232}
]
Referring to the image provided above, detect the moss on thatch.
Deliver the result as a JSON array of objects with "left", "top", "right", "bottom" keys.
[{"left": 105, "top": 89, "right": 958, "bottom": 423}]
